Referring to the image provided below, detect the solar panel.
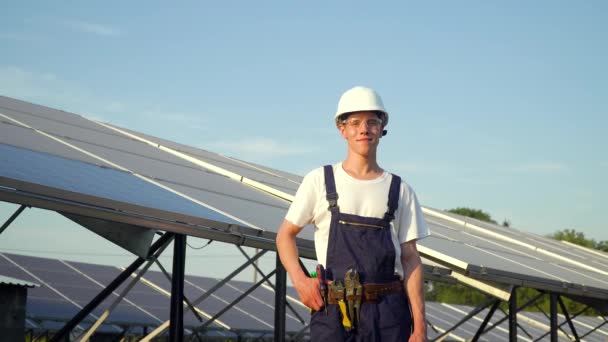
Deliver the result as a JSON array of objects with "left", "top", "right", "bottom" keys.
[
  {"left": 0, "top": 143, "right": 243, "bottom": 227},
  {"left": 0, "top": 120, "right": 103, "bottom": 165},
  {"left": 420, "top": 212, "right": 608, "bottom": 299},
  {"left": 101, "top": 122, "right": 302, "bottom": 192}
]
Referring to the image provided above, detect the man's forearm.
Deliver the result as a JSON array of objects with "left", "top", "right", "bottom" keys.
[
  {"left": 402, "top": 244, "right": 427, "bottom": 334},
  {"left": 405, "top": 258, "right": 426, "bottom": 332},
  {"left": 276, "top": 222, "right": 307, "bottom": 285}
]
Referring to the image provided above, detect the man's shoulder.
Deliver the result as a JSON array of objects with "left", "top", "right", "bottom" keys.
[
  {"left": 303, "top": 163, "right": 341, "bottom": 179},
  {"left": 384, "top": 170, "right": 417, "bottom": 195}
]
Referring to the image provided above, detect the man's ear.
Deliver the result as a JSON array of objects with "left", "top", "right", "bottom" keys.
[{"left": 338, "top": 125, "right": 347, "bottom": 138}]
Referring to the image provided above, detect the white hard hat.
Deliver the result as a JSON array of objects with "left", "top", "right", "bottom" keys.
[{"left": 334, "top": 86, "right": 389, "bottom": 126}]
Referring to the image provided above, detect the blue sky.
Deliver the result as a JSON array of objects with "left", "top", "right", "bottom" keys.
[{"left": 0, "top": 1, "right": 607, "bottom": 275}]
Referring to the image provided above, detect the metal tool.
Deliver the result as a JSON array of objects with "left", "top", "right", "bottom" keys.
[
  {"left": 344, "top": 268, "right": 356, "bottom": 328},
  {"left": 329, "top": 280, "right": 352, "bottom": 330},
  {"left": 316, "top": 264, "right": 328, "bottom": 315},
  {"left": 344, "top": 268, "right": 363, "bottom": 328}
]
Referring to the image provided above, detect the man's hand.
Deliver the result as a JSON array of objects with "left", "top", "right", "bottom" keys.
[
  {"left": 294, "top": 276, "right": 323, "bottom": 311},
  {"left": 276, "top": 219, "right": 324, "bottom": 311},
  {"left": 409, "top": 328, "right": 427, "bottom": 342}
]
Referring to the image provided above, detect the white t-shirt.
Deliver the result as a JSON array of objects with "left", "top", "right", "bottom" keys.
[{"left": 285, "top": 163, "right": 430, "bottom": 279}]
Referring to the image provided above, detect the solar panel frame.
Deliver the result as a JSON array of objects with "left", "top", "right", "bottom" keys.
[{"left": 101, "top": 122, "right": 302, "bottom": 192}]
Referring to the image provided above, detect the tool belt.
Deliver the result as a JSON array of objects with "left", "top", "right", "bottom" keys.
[{"left": 327, "top": 280, "right": 402, "bottom": 304}]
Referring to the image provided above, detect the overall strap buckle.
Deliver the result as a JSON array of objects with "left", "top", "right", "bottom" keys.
[
  {"left": 383, "top": 174, "right": 401, "bottom": 223},
  {"left": 323, "top": 165, "right": 340, "bottom": 211},
  {"left": 326, "top": 192, "right": 339, "bottom": 210}
]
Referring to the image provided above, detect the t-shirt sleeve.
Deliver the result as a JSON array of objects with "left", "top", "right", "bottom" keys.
[
  {"left": 285, "top": 169, "right": 319, "bottom": 227},
  {"left": 398, "top": 184, "right": 430, "bottom": 243}
]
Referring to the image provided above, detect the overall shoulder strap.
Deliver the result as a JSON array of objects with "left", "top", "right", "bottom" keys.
[
  {"left": 323, "top": 165, "right": 339, "bottom": 211},
  {"left": 384, "top": 174, "right": 401, "bottom": 222}
]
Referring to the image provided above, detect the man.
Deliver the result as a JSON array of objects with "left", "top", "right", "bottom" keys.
[{"left": 276, "top": 86, "right": 430, "bottom": 341}]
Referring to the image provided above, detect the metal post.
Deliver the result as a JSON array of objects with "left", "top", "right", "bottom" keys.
[
  {"left": 0, "top": 204, "right": 27, "bottom": 235},
  {"left": 509, "top": 287, "right": 517, "bottom": 342},
  {"left": 169, "top": 234, "right": 187, "bottom": 342},
  {"left": 154, "top": 258, "right": 203, "bottom": 323},
  {"left": 550, "top": 293, "right": 558, "bottom": 342},
  {"left": 274, "top": 253, "right": 287, "bottom": 342},
  {"left": 50, "top": 232, "right": 174, "bottom": 342},
  {"left": 557, "top": 296, "right": 580, "bottom": 341}
]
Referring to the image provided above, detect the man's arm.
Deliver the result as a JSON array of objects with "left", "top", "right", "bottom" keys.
[
  {"left": 401, "top": 240, "right": 427, "bottom": 341},
  {"left": 276, "top": 219, "right": 323, "bottom": 311}
]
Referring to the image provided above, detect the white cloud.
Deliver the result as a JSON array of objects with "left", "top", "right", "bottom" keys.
[
  {"left": 511, "top": 162, "right": 566, "bottom": 174},
  {"left": 64, "top": 21, "right": 121, "bottom": 37},
  {"left": 204, "top": 137, "right": 318, "bottom": 159}
]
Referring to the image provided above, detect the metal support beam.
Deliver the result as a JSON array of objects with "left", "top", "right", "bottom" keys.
[
  {"left": 154, "top": 258, "right": 203, "bottom": 323},
  {"left": 169, "top": 234, "right": 187, "bottom": 342},
  {"left": 139, "top": 248, "right": 268, "bottom": 341},
  {"left": 509, "top": 287, "right": 517, "bottom": 342},
  {"left": 291, "top": 323, "right": 311, "bottom": 342},
  {"left": 558, "top": 295, "right": 580, "bottom": 342},
  {"left": 50, "top": 232, "right": 174, "bottom": 342},
  {"left": 237, "top": 246, "right": 307, "bottom": 324},
  {"left": 579, "top": 320, "right": 607, "bottom": 339},
  {"left": 432, "top": 297, "right": 498, "bottom": 341},
  {"left": 535, "top": 305, "right": 591, "bottom": 341},
  {"left": 195, "top": 268, "right": 277, "bottom": 331},
  {"left": 550, "top": 293, "right": 558, "bottom": 342},
  {"left": 0, "top": 204, "right": 26, "bottom": 235},
  {"left": 76, "top": 234, "right": 174, "bottom": 341},
  {"left": 471, "top": 299, "right": 501, "bottom": 342},
  {"left": 274, "top": 253, "right": 287, "bottom": 342}
]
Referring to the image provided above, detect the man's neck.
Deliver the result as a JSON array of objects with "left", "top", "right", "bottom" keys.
[{"left": 342, "top": 154, "right": 383, "bottom": 180}]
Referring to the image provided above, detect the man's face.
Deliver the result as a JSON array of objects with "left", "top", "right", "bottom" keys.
[{"left": 338, "top": 111, "right": 383, "bottom": 157}]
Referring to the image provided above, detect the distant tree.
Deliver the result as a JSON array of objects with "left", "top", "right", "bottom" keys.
[
  {"left": 427, "top": 207, "right": 503, "bottom": 307},
  {"left": 550, "top": 228, "right": 608, "bottom": 253},
  {"left": 447, "top": 207, "right": 497, "bottom": 224},
  {"left": 550, "top": 228, "right": 595, "bottom": 248},
  {"left": 597, "top": 240, "right": 608, "bottom": 253}
]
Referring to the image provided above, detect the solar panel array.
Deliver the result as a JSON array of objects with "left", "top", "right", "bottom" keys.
[
  {"left": 420, "top": 209, "right": 608, "bottom": 299},
  {"left": 3, "top": 253, "right": 607, "bottom": 341},
  {"left": 1, "top": 95, "right": 608, "bottom": 339}
]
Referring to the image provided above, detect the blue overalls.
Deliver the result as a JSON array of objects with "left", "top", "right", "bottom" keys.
[{"left": 310, "top": 165, "right": 412, "bottom": 341}]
